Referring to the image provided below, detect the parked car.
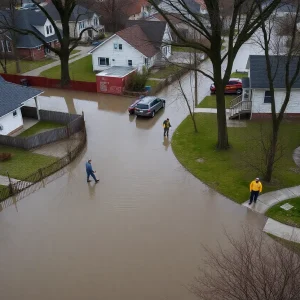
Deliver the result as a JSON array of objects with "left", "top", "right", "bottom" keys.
[
  {"left": 20, "top": 3, "right": 38, "bottom": 10},
  {"left": 210, "top": 78, "right": 243, "bottom": 95},
  {"left": 128, "top": 98, "right": 143, "bottom": 114},
  {"left": 134, "top": 96, "right": 165, "bottom": 118}
]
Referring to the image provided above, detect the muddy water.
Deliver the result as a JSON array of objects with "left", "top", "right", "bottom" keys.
[{"left": 0, "top": 44, "right": 266, "bottom": 300}]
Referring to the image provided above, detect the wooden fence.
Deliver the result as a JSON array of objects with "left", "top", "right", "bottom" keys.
[
  {"left": 0, "top": 109, "right": 85, "bottom": 150},
  {"left": 0, "top": 126, "right": 87, "bottom": 203}
]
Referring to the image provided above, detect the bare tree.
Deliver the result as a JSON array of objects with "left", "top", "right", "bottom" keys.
[
  {"left": 148, "top": 0, "right": 281, "bottom": 150},
  {"left": 191, "top": 228, "right": 300, "bottom": 300},
  {"left": 254, "top": 0, "right": 300, "bottom": 182},
  {"left": 0, "top": 0, "right": 96, "bottom": 86}
]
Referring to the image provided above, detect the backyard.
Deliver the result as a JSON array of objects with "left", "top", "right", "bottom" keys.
[
  {"left": 172, "top": 114, "right": 300, "bottom": 204},
  {"left": 18, "top": 121, "right": 64, "bottom": 138},
  {"left": 0, "top": 58, "right": 53, "bottom": 74},
  {"left": 0, "top": 145, "right": 57, "bottom": 180},
  {"left": 41, "top": 55, "right": 96, "bottom": 82}
]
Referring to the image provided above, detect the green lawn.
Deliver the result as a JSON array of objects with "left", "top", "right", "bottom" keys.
[
  {"left": 41, "top": 55, "right": 96, "bottom": 82},
  {"left": 266, "top": 198, "right": 300, "bottom": 228},
  {"left": 172, "top": 114, "right": 300, "bottom": 204},
  {"left": 146, "top": 79, "right": 160, "bottom": 88},
  {"left": 150, "top": 64, "right": 182, "bottom": 79},
  {"left": 197, "top": 95, "right": 236, "bottom": 108},
  {"left": 231, "top": 72, "right": 248, "bottom": 78},
  {"left": 172, "top": 46, "right": 202, "bottom": 53},
  {"left": 0, "top": 146, "right": 57, "bottom": 180},
  {"left": 0, "top": 59, "right": 53, "bottom": 74},
  {"left": 18, "top": 121, "right": 64, "bottom": 138}
]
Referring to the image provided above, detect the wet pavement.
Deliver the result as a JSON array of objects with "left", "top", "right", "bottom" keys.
[{"left": 0, "top": 42, "right": 266, "bottom": 300}]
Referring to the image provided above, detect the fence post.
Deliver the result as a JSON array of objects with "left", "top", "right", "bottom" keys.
[{"left": 7, "top": 171, "right": 14, "bottom": 196}]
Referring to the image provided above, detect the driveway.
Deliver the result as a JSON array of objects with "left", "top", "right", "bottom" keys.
[{"left": 0, "top": 42, "right": 266, "bottom": 300}]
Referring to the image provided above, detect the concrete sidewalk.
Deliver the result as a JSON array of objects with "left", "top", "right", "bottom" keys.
[
  {"left": 22, "top": 46, "right": 94, "bottom": 76},
  {"left": 242, "top": 186, "right": 300, "bottom": 243}
]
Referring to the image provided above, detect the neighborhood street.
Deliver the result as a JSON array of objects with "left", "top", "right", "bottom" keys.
[{"left": 0, "top": 42, "right": 266, "bottom": 300}]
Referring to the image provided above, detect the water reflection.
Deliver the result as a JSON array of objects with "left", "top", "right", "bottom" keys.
[{"left": 163, "top": 136, "right": 171, "bottom": 151}]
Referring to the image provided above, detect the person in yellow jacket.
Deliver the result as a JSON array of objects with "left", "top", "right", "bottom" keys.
[{"left": 249, "top": 178, "right": 263, "bottom": 205}]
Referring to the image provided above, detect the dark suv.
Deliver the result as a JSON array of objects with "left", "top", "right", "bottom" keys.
[{"left": 134, "top": 96, "right": 165, "bottom": 118}]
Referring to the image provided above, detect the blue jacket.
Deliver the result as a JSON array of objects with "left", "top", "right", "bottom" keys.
[{"left": 86, "top": 162, "right": 93, "bottom": 174}]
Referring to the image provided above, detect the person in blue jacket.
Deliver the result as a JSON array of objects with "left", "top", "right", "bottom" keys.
[{"left": 86, "top": 159, "right": 99, "bottom": 183}]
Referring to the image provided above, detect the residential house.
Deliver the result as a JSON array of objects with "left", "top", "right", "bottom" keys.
[
  {"left": 44, "top": 2, "right": 104, "bottom": 42},
  {"left": 0, "top": 8, "right": 60, "bottom": 61},
  {"left": 0, "top": 76, "right": 42, "bottom": 135},
  {"left": 89, "top": 20, "right": 172, "bottom": 73},
  {"left": 127, "top": 0, "right": 152, "bottom": 20},
  {"left": 229, "top": 55, "right": 300, "bottom": 120}
]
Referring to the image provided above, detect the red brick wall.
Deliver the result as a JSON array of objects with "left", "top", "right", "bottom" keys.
[
  {"left": 31, "top": 47, "right": 46, "bottom": 60},
  {"left": 18, "top": 48, "right": 33, "bottom": 60},
  {"left": 252, "top": 113, "right": 300, "bottom": 120}
]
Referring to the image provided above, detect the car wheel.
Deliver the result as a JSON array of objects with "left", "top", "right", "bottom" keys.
[
  {"left": 236, "top": 88, "right": 242, "bottom": 95},
  {"left": 151, "top": 111, "right": 155, "bottom": 118}
]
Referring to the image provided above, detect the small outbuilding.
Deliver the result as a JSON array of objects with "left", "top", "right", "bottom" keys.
[
  {"left": 0, "top": 76, "right": 43, "bottom": 135},
  {"left": 96, "top": 66, "right": 136, "bottom": 95}
]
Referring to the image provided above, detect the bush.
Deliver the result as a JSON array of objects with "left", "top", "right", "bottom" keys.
[
  {"left": 126, "top": 68, "right": 149, "bottom": 92},
  {"left": 0, "top": 153, "right": 12, "bottom": 161}
]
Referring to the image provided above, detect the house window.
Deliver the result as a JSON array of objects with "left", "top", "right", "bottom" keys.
[
  {"left": 264, "top": 91, "right": 272, "bottom": 103},
  {"left": 114, "top": 43, "right": 118, "bottom": 50},
  {"left": 49, "top": 26, "right": 53, "bottom": 34},
  {"left": 128, "top": 60, "right": 132, "bottom": 66},
  {"left": 46, "top": 26, "right": 49, "bottom": 35},
  {"left": 13, "top": 110, "right": 17, "bottom": 117},
  {"left": 144, "top": 58, "right": 149, "bottom": 66},
  {"left": 119, "top": 44, "right": 122, "bottom": 50},
  {"left": 98, "top": 57, "right": 109, "bottom": 66},
  {"left": 94, "top": 18, "right": 98, "bottom": 26},
  {"left": 6, "top": 41, "right": 12, "bottom": 52},
  {"left": 79, "top": 21, "right": 85, "bottom": 30}
]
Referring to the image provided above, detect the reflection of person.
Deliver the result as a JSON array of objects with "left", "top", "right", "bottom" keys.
[
  {"left": 86, "top": 159, "right": 99, "bottom": 183},
  {"left": 249, "top": 178, "right": 262, "bottom": 205},
  {"left": 163, "top": 118, "right": 171, "bottom": 137},
  {"left": 163, "top": 136, "right": 170, "bottom": 151}
]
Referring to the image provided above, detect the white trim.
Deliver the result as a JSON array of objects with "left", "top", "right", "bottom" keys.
[{"left": 89, "top": 34, "right": 117, "bottom": 53}]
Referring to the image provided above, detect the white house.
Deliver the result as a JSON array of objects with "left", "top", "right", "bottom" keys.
[
  {"left": 89, "top": 20, "right": 172, "bottom": 73},
  {"left": 0, "top": 77, "right": 42, "bottom": 135},
  {"left": 229, "top": 55, "right": 300, "bottom": 120},
  {"left": 44, "top": 2, "right": 104, "bottom": 42}
]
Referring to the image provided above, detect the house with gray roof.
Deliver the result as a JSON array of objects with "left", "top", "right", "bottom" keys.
[
  {"left": 0, "top": 8, "right": 60, "bottom": 61},
  {"left": 44, "top": 2, "right": 104, "bottom": 42},
  {"left": 0, "top": 76, "right": 43, "bottom": 135},
  {"left": 229, "top": 55, "right": 300, "bottom": 120}
]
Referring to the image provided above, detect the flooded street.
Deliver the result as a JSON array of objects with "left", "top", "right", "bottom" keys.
[{"left": 0, "top": 43, "right": 266, "bottom": 300}]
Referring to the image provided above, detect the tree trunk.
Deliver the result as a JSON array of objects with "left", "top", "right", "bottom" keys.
[
  {"left": 264, "top": 125, "right": 279, "bottom": 182},
  {"left": 59, "top": 50, "right": 70, "bottom": 87},
  {"left": 215, "top": 82, "right": 229, "bottom": 149}
]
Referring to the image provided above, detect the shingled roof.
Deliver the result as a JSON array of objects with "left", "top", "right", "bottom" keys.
[
  {"left": 247, "top": 55, "right": 300, "bottom": 89},
  {"left": 0, "top": 76, "right": 43, "bottom": 117},
  {"left": 0, "top": 9, "right": 60, "bottom": 48}
]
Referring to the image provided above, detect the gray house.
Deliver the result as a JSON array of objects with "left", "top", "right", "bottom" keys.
[{"left": 0, "top": 76, "right": 42, "bottom": 135}]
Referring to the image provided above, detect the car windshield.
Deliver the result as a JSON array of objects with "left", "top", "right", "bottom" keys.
[{"left": 136, "top": 104, "right": 148, "bottom": 109}]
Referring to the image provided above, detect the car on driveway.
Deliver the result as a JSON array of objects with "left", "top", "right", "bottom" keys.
[
  {"left": 134, "top": 96, "right": 165, "bottom": 118},
  {"left": 128, "top": 98, "right": 143, "bottom": 114},
  {"left": 210, "top": 78, "right": 243, "bottom": 95}
]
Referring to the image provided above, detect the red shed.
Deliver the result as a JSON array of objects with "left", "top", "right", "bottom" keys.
[{"left": 96, "top": 66, "right": 136, "bottom": 95}]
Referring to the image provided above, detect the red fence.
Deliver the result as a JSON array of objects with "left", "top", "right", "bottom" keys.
[{"left": 0, "top": 73, "right": 97, "bottom": 93}]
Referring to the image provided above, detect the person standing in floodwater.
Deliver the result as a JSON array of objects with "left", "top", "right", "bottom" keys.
[
  {"left": 163, "top": 118, "right": 171, "bottom": 137},
  {"left": 86, "top": 159, "right": 99, "bottom": 183}
]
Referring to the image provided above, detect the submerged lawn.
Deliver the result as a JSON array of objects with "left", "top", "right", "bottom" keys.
[
  {"left": 266, "top": 198, "right": 300, "bottom": 228},
  {"left": 0, "top": 145, "right": 57, "bottom": 180},
  {"left": 172, "top": 114, "right": 300, "bottom": 203},
  {"left": 19, "top": 121, "right": 64, "bottom": 137}
]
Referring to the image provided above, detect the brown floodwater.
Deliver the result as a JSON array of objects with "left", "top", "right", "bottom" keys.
[{"left": 0, "top": 49, "right": 266, "bottom": 300}]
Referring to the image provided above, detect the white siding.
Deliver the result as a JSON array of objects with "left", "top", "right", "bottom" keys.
[
  {"left": 44, "top": 19, "right": 55, "bottom": 38},
  {"left": 0, "top": 108, "right": 23, "bottom": 136},
  {"left": 91, "top": 35, "right": 152, "bottom": 72},
  {"left": 251, "top": 89, "right": 300, "bottom": 114}
]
